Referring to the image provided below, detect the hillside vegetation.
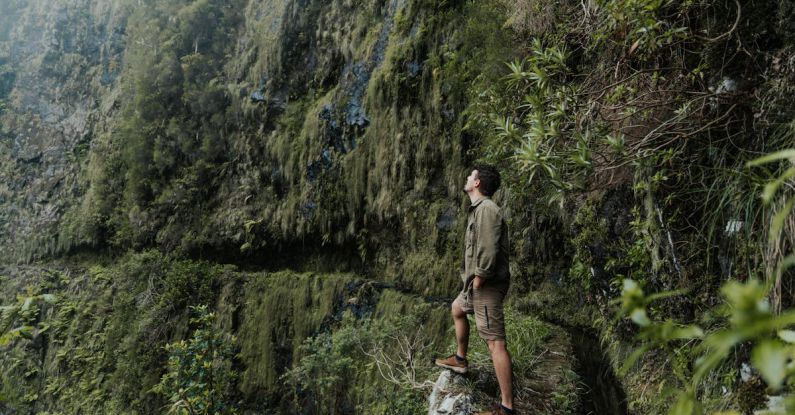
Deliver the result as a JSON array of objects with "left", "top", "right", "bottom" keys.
[{"left": 1, "top": 0, "right": 794, "bottom": 413}]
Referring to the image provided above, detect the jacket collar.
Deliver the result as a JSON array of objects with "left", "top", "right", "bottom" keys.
[{"left": 469, "top": 196, "right": 489, "bottom": 210}]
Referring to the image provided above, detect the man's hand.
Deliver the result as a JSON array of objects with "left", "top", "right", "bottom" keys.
[{"left": 473, "top": 275, "right": 483, "bottom": 289}]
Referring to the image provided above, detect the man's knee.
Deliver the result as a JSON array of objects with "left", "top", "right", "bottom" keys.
[
  {"left": 452, "top": 301, "right": 466, "bottom": 318},
  {"left": 487, "top": 339, "right": 508, "bottom": 353}
]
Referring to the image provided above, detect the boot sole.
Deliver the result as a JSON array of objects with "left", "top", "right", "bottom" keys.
[{"left": 435, "top": 362, "right": 468, "bottom": 374}]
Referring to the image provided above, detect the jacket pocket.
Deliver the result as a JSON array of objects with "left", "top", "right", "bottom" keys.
[{"left": 465, "top": 222, "right": 475, "bottom": 257}]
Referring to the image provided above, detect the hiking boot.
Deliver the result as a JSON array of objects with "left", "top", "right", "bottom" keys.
[
  {"left": 434, "top": 354, "right": 468, "bottom": 374},
  {"left": 474, "top": 403, "right": 516, "bottom": 415}
]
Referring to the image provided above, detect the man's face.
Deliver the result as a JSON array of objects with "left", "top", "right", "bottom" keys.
[{"left": 464, "top": 169, "right": 479, "bottom": 193}]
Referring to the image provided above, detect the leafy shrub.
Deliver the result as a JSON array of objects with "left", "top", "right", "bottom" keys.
[
  {"left": 153, "top": 305, "right": 238, "bottom": 415},
  {"left": 0, "top": 290, "right": 56, "bottom": 346},
  {"left": 282, "top": 323, "right": 357, "bottom": 413},
  {"left": 618, "top": 275, "right": 795, "bottom": 414},
  {"left": 618, "top": 151, "right": 795, "bottom": 413},
  {"left": 283, "top": 302, "right": 442, "bottom": 414}
]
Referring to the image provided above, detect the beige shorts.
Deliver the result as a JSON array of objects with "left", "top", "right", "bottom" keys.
[{"left": 454, "top": 282, "right": 507, "bottom": 341}]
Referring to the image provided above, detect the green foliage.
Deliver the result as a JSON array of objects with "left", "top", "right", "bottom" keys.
[
  {"left": 592, "top": 0, "right": 689, "bottom": 57},
  {"left": 618, "top": 274, "right": 795, "bottom": 414},
  {"left": 461, "top": 1, "right": 795, "bottom": 404},
  {"left": 617, "top": 280, "right": 699, "bottom": 380},
  {"left": 616, "top": 145, "right": 795, "bottom": 412},
  {"left": 238, "top": 271, "right": 355, "bottom": 399},
  {"left": 621, "top": 206, "right": 655, "bottom": 276},
  {"left": 569, "top": 199, "right": 609, "bottom": 290},
  {"left": 153, "top": 305, "right": 239, "bottom": 415},
  {"left": 282, "top": 313, "right": 360, "bottom": 413},
  {"left": 0, "top": 252, "right": 233, "bottom": 414},
  {"left": 354, "top": 308, "right": 438, "bottom": 415},
  {"left": 283, "top": 292, "right": 448, "bottom": 414},
  {"left": 466, "top": 308, "right": 550, "bottom": 378},
  {"left": 0, "top": 289, "right": 56, "bottom": 346},
  {"left": 455, "top": 309, "right": 580, "bottom": 414},
  {"left": 4, "top": 0, "right": 794, "bottom": 413},
  {"left": 62, "top": 0, "right": 244, "bottom": 253},
  {"left": 468, "top": 38, "right": 586, "bottom": 201},
  {"left": 0, "top": 272, "right": 64, "bottom": 412},
  {"left": 746, "top": 148, "right": 795, "bottom": 245}
]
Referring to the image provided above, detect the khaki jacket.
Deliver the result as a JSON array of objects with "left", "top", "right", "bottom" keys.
[{"left": 462, "top": 196, "right": 510, "bottom": 287}]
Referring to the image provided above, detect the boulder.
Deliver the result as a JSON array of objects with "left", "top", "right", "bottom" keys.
[{"left": 428, "top": 371, "right": 474, "bottom": 415}]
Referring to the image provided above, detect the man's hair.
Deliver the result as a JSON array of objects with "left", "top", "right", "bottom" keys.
[{"left": 473, "top": 164, "right": 501, "bottom": 196}]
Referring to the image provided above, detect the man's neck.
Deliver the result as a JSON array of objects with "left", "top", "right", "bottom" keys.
[{"left": 468, "top": 190, "right": 485, "bottom": 204}]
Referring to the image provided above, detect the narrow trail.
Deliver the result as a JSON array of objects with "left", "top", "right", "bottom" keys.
[{"left": 567, "top": 326, "right": 628, "bottom": 415}]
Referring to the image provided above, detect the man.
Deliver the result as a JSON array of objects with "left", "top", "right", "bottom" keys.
[{"left": 435, "top": 165, "right": 515, "bottom": 415}]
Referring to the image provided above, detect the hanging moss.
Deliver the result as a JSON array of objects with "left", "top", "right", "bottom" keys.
[{"left": 237, "top": 271, "right": 355, "bottom": 399}]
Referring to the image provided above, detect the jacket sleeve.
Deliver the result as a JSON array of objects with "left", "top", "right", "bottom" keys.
[{"left": 474, "top": 206, "right": 501, "bottom": 279}]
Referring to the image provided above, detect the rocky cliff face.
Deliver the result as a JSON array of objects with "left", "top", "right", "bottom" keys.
[
  {"left": 0, "top": 0, "right": 510, "bottom": 300},
  {"left": 0, "top": 0, "right": 127, "bottom": 261},
  {"left": 0, "top": 2, "right": 583, "bottom": 412},
  {"left": 0, "top": 4, "right": 520, "bottom": 409}
]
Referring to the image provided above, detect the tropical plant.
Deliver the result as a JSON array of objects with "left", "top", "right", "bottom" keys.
[
  {"left": 0, "top": 290, "right": 56, "bottom": 346},
  {"left": 618, "top": 148, "right": 795, "bottom": 414},
  {"left": 152, "top": 305, "right": 238, "bottom": 415}
]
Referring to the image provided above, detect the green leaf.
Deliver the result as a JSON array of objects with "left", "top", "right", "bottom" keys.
[
  {"left": 776, "top": 256, "right": 795, "bottom": 281},
  {"left": 11, "top": 325, "right": 34, "bottom": 340},
  {"left": 620, "top": 344, "right": 651, "bottom": 375},
  {"left": 671, "top": 325, "right": 704, "bottom": 340},
  {"left": 631, "top": 308, "right": 651, "bottom": 327},
  {"left": 693, "top": 330, "right": 742, "bottom": 385},
  {"left": 769, "top": 196, "right": 795, "bottom": 244},
  {"left": 0, "top": 304, "right": 17, "bottom": 319},
  {"left": 745, "top": 149, "right": 795, "bottom": 167},
  {"left": 751, "top": 340, "right": 789, "bottom": 390},
  {"left": 668, "top": 390, "right": 702, "bottom": 415},
  {"left": 761, "top": 167, "right": 795, "bottom": 203},
  {"left": 777, "top": 330, "right": 795, "bottom": 343},
  {"left": 646, "top": 288, "right": 688, "bottom": 303}
]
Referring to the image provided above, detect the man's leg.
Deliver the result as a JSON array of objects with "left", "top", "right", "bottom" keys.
[
  {"left": 452, "top": 300, "right": 470, "bottom": 358},
  {"left": 487, "top": 339, "right": 514, "bottom": 409}
]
